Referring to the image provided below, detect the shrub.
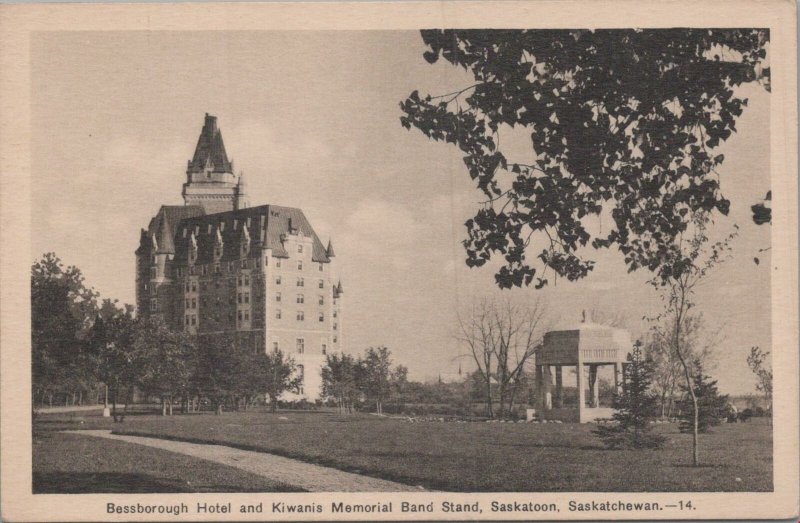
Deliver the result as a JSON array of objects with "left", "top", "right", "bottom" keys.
[{"left": 593, "top": 342, "right": 666, "bottom": 450}]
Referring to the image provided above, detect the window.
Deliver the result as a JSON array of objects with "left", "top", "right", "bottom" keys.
[
  {"left": 297, "top": 277, "right": 304, "bottom": 287},
  {"left": 318, "top": 313, "right": 324, "bottom": 322},
  {"left": 298, "top": 244, "right": 303, "bottom": 253},
  {"left": 276, "top": 259, "right": 282, "bottom": 268},
  {"left": 319, "top": 263, "right": 323, "bottom": 272},
  {"left": 333, "top": 322, "right": 337, "bottom": 330},
  {"left": 296, "top": 294, "right": 304, "bottom": 304},
  {"left": 276, "top": 309, "right": 282, "bottom": 319},
  {"left": 296, "top": 339, "right": 304, "bottom": 354},
  {"left": 333, "top": 310, "right": 337, "bottom": 318},
  {"left": 333, "top": 336, "right": 337, "bottom": 343},
  {"left": 297, "top": 261, "right": 303, "bottom": 271},
  {"left": 276, "top": 292, "right": 281, "bottom": 302},
  {"left": 150, "top": 268, "right": 157, "bottom": 279},
  {"left": 185, "top": 282, "right": 190, "bottom": 292},
  {"left": 276, "top": 276, "right": 281, "bottom": 285},
  {"left": 318, "top": 295, "right": 324, "bottom": 306},
  {"left": 228, "top": 261, "right": 235, "bottom": 272},
  {"left": 237, "top": 292, "right": 242, "bottom": 304},
  {"left": 272, "top": 341, "right": 279, "bottom": 352},
  {"left": 191, "top": 281, "right": 197, "bottom": 292},
  {"left": 150, "top": 298, "right": 158, "bottom": 312},
  {"left": 202, "top": 265, "right": 208, "bottom": 276},
  {"left": 214, "top": 264, "right": 220, "bottom": 274},
  {"left": 297, "top": 366, "right": 305, "bottom": 394},
  {"left": 244, "top": 310, "right": 250, "bottom": 321},
  {"left": 264, "top": 255, "right": 269, "bottom": 266},
  {"left": 318, "top": 280, "right": 324, "bottom": 289},
  {"left": 238, "top": 310, "right": 243, "bottom": 321},
  {"left": 191, "top": 298, "right": 197, "bottom": 309},
  {"left": 244, "top": 275, "right": 249, "bottom": 286},
  {"left": 185, "top": 299, "right": 190, "bottom": 309},
  {"left": 321, "top": 343, "right": 327, "bottom": 355},
  {"left": 185, "top": 316, "right": 190, "bottom": 326},
  {"left": 237, "top": 276, "right": 242, "bottom": 286},
  {"left": 191, "top": 315, "right": 197, "bottom": 326},
  {"left": 296, "top": 311, "right": 304, "bottom": 321},
  {"left": 241, "top": 259, "right": 248, "bottom": 269},
  {"left": 244, "top": 292, "right": 250, "bottom": 304}
]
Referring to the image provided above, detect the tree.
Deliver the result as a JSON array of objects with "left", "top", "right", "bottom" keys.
[
  {"left": 746, "top": 346, "right": 772, "bottom": 421},
  {"left": 321, "top": 353, "right": 361, "bottom": 414},
  {"left": 258, "top": 349, "right": 300, "bottom": 413},
  {"left": 677, "top": 363, "right": 729, "bottom": 433},
  {"left": 31, "top": 253, "right": 99, "bottom": 408},
  {"left": 134, "top": 316, "right": 196, "bottom": 416},
  {"left": 654, "top": 213, "right": 736, "bottom": 465},
  {"left": 195, "top": 333, "right": 240, "bottom": 414},
  {"left": 361, "top": 347, "right": 393, "bottom": 414},
  {"left": 400, "top": 29, "right": 769, "bottom": 289},
  {"left": 457, "top": 297, "right": 546, "bottom": 418},
  {"left": 593, "top": 342, "right": 665, "bottom": 449},
  {"left": 86, "top": 299, "right": 136, "bottom": 422},
  {"left": 645, "top": 312, "right": 719, "bottom": 419}
]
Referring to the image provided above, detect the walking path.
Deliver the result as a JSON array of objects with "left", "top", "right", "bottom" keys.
[
  {"left": 64, "top": 430, "right": 424, "bottom": 492},
  {"left": 37, "top": 405, "right": 122, "bottom": 414}
]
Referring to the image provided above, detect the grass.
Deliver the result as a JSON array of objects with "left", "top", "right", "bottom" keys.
[
  {"left": 33, "top": 419, "right": 301, "bottom": 493},
  {"left": 90, "top": 410, "right": 775, "bottom": 492}
]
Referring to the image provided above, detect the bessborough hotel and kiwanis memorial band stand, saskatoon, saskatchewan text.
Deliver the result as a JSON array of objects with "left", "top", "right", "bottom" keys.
[{"left": 105, "top": 498, "right": 666, "bottom": 516}]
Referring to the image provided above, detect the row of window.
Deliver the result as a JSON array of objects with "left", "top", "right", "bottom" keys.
[
  {"left": 176, "top": 259, "right": 254, "bottom": 278},
  {"left": 274, "top": 276, "right": 324, "bottom": 288},
  {"left": 277, "top": 293, "right": 327, "bottom": 305},
  {"left": 271, "top": 339, "right": 327, "bottom": 356}
]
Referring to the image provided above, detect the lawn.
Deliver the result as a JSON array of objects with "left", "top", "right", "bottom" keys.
[
  {"left": 99, "top": 411, "right": 773, "bottom": 492},
  {"left": 33, "top": 418, "right": 301, "bottom": 493}
]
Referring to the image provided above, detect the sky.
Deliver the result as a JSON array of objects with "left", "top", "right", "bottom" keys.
[{"left": 30, "top": 31, "right": 771, "bottom": 394}]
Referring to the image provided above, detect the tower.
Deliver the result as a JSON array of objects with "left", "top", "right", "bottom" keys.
[{"left": 182, "top": 113, "right": 249, "bottom": 214}]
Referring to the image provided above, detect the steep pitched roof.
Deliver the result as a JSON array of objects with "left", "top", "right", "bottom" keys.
[
  {"left": 172, "top": 205, "right": 330, "bottom": 264},
  {"left": 188, "top": 113, "right": 232, "bottom": 173},
  {"left": 146, "top": 205, "right": 205, "bottom": 254}
]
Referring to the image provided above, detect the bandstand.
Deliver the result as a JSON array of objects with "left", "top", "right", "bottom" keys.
[{"left": 535, "top": 316, "right": 633, "bottom": 423}]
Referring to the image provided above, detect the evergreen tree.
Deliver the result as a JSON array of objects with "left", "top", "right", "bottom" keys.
[
  {"left": 593, "top": 342, "right": 666, "bottom": 449},
  {"left": 677, "top": 363, "right": 728, "bottom": 433}
]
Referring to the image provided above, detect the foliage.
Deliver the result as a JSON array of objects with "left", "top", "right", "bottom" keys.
[
  {"left": 593, "top": 342, "right": 666, "bottom": 449},
  {"left": 746, "top": 346, "right": 772, "bottom": 416},
  {"left": 751, "top": 191, "right": 771, "bottom": 225},
  {"left": 400, "top": 29, "right": 769, "bottom": 289},
  {"left": 677, "top": 363, "right": 729, "bottom": 433},
  {"left": 134, "top": 316, "right": 197, "bottom": 415},
  {"left": 361, "top": 347, "right": 393, "bottom": 414},
  {"left": 258, "top": 349, "right": 300, "bottom": 413},
  {"left": 645, "top": 312, "right": 719, "bottom": 418},
  {"left": 321, "top": 353, "right": 362, "bottom": 413},
  {"left": 86, "top": 299, "right": 136, "bottom": 421},
  {"left": 194, "top": 333, "right": 241, "bottom": 413},
  {"left": 31, "top": 253, "right": 100, "bottom": 406},
  {"left": 457, "top": 297, "right": 545, "bottom": 418}
]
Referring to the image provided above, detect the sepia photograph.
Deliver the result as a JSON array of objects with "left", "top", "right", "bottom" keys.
[{"left": 1, "top": 2, "right": 797, "bottom": 521}]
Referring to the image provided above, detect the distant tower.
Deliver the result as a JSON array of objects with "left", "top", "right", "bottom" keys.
[{"left": 182, "top": 113, "right": 249, "bottom": 214}]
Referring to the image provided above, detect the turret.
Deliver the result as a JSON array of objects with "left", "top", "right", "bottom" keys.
[{"left": 326, "top": 239, "right": 336, "bottom": 258}]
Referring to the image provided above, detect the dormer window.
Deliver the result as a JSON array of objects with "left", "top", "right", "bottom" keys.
[{"left": 298, "top": 244, "right": 303, "bottom": 254}]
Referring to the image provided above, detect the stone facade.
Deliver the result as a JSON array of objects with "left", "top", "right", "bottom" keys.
[{"left": 135, "top": 114, "right": 342, "bottom": 401}]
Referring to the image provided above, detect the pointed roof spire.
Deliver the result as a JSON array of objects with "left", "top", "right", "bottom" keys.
[
  {"left": 336, "top": 280, "right": 343, "bottom": 294},
  {"left": 188, "top": 113, "right": 232, "bottom": 174},
  {"left": 326, "top": 239, "right": 336, "bottom": 258}
]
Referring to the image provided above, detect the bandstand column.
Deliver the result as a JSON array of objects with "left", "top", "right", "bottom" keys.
[
  {"left": 589, "top": 365, "right": 599, "bottom": 408},
  {"left": 543, "top": 366, "right": 553, "bottom": 410},
  {"left": 614, "top": 362, "right": 622, "bottom": 392},
  {"left": 554, "top": 366, "right": 563, "bottom": 408},
  {"left": 576, "top": 363, "right": 585, "bottom": 415}
]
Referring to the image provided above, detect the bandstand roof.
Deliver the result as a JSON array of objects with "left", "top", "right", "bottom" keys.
[{"left": 537, "top": 321, "right": 632, "bottom": 366}]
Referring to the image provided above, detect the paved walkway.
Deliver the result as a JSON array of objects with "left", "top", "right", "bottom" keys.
[
  {"left": 37, "top": 405, "right": 124, "bottom": 414},
  {"left": 64, "top": 430, "right": 424, "bottom": 492}
]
